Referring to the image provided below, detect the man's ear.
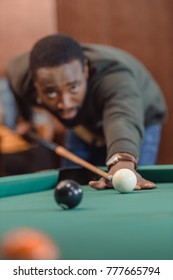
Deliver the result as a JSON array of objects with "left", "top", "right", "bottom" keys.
[
  {"left": 84, "top": 58, "right": 89, "bottom": 79},
  {"left": 33, "top": 80, "right": 38, "bottom": 89},
  {"left": 28, "top": 70, "right": 35, "bottom": 82},
  {"left": 32, "top": 77, "right": 42, "bottom": 104}
]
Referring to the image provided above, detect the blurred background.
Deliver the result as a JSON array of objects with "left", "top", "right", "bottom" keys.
[{"left": 0, "top": 0, "right": 173, "bottom": 169}]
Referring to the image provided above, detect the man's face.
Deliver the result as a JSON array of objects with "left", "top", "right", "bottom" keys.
[{"left": 34, "top": 60, "right": 88, "bottom": 122}]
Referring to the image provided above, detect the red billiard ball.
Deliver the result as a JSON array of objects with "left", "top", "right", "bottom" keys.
[
  {"left": 54, "top": 180, "right": 83, "bottom": 209},
  {"left": 0, "top": 227, "right": 60, "bottom": 260}
]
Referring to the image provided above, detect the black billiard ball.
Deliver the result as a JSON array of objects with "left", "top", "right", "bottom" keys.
[{"left": 54, "top": 180, "right": 83, "bottom": 209}]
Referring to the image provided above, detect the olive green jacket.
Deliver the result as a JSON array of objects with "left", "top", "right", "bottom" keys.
[{"left": 7, "top": 44, "right": 167, "bottom": 160}]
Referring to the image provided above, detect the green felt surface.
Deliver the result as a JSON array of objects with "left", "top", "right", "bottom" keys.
[{"left": 0, "top": 165, "right": 173, "bottom": 260}]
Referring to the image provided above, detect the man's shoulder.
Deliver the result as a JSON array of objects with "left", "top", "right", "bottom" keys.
[
  {"left": 81, "top": 43, "right": 132, "bottom": 61},
  {"left": 81, "top": 43, "right": 152, "bottom": 82},
  {"left": 7, "top": 52, "right": 31, "bottom": 94},
  {"left": 7, "top": 52, "right": 30, "bottom": 76}
]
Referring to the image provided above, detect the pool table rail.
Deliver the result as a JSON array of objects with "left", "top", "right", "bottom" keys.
[{"left": 0, "top": 165, "right": 173, "bottom": 198}]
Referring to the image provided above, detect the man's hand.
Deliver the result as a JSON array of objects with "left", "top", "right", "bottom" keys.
[
  {"left": 15, "top": 119, "right": 32, "bottom": 136},
  {"left": 89, "top": 161, "right": 156, "bottom": 190}
]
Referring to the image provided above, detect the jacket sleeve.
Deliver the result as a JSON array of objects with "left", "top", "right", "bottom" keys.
[{"left": 95, "top": 70, "right": 145, "bottom": 160}]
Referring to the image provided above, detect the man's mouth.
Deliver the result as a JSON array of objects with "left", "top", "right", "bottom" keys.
[{"left": 57, "top": 108, "right": 79, "bottom": 120}]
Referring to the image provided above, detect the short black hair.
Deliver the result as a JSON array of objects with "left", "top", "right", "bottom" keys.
[{"left": 30, "top": 34, "right": 85, "bottom": 75}]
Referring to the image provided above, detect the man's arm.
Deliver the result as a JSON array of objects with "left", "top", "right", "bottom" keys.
[
  {"left": 7, "top": 52, "right": 34, "bottom": 122},
  {"left": 90, "top": 71, "right": 155, "bottom": 190}
]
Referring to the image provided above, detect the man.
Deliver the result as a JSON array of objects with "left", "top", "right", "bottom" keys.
[{"left": 7, "top": 34, "right": 167, "bottom": 189}]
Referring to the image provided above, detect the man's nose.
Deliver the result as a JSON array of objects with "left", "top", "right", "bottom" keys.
[{"left": 57, "top": 93, "right": 71, "bottom": 109}]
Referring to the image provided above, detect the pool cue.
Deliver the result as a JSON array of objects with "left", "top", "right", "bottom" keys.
[{"left": 26, "top": 132, "right": 113, "bottom": 182}]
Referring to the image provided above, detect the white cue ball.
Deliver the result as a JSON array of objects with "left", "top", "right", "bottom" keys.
[{"left": 112, "top": 168, "right": 137, "bottom": 193}]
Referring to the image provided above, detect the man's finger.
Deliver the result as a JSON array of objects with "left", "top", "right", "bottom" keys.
[{"left": 89, "top": 178, "right": 108, "bottom": 189}]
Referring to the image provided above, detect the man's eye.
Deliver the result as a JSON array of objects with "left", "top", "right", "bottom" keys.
[
  {"left": 71, "top": 85, "right": 79, "bottom": 93},
  {"left": 44, "top": 88, "right": 57, "bottom": 98}
]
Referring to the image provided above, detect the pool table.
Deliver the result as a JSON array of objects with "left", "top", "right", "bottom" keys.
[{"left": 0, "top": 165, "right": 173, "bottom": 260}]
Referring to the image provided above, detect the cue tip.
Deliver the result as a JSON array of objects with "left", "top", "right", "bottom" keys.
[{"left": 107, "top": 175, "right": 113, "bottom": 182}]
